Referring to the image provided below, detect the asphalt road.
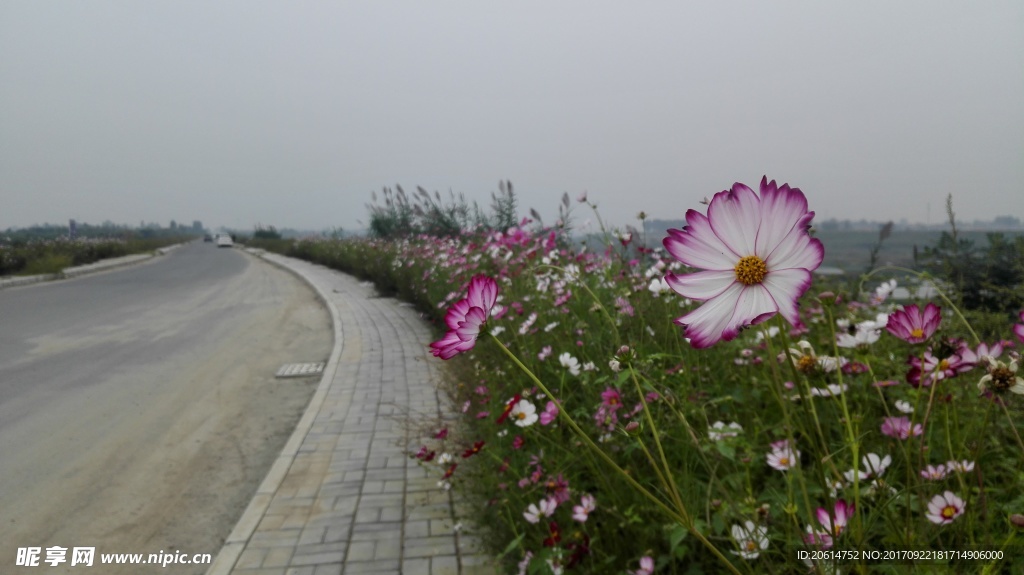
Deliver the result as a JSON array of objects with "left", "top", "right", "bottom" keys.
[{"left": 0, "top": 242, "right": 332, "bottom": 574}]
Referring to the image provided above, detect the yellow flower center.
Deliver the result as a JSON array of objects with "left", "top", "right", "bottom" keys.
[
  {"left": 778, "top": 457, "right": 789, "bottom": 466},
  {"left": 734, "top": 255, "right": 768, "bottom": 285},
  {"left": 942, "top": 506, "right": 956, "bottom": 519},
  {"left": 911, "top": 328, "right": 925, "bottom": 339},
  {"left": 745, "top": 540, "right": 757, "bottom": 552},
  {"left": 991, "top": 367, "right": 1014, "bottom": 392},
  {"left": 517, "top": 412, "right": 527, "bottom": 420},
  {"left": 797, "top": 356, "right": 817, "bottom": 374},
  {"left": 938, "top": 359, "right": 950, "bottom": 371}
]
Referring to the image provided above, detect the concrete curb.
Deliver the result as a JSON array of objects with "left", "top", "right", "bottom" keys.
[
  {"left": 0, "top": 243, "right": 187, "bottom": 289},
  {"left": 205, "top": 248, "right": 345, "bottom": 575}
]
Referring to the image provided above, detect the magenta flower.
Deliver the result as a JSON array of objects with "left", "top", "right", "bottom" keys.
[
  {"left": 1015, "top": 311, "right": 1024, "bottom": 343},
  {"left": 881, "top": 416, "right": 923, "bottom": 440},
  {"left": 539, "top": 401, "right": 559, "bottom": 426},
  {"left": 662, "top": 177, "right": 823, "bottom": 348},
  {"left": 430, "top": 275, "right": 498, "bottom": 359},
  {"left": 886, "top": 303, "right": 940, "bottom": 344},
  {"left": 906, "top": 349, "right": 972, "bottom": 387},
  {"left": 816, "top": 500, "right": 853, "bottom": 540}
]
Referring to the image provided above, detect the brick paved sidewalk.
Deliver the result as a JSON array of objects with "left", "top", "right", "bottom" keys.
[{"left": 207, "top": 252, "right": 497, "bottom": 575}]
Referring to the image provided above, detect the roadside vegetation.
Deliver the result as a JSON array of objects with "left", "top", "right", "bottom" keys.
[
  {"left": 260, "top": 181, "right": 1024, "bottom": 574},
  {"left": 0, "top": 224, "right": 195, "bottom": 276}
]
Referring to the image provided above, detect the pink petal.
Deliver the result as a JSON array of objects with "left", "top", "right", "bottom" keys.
[
  {"left": 835, "top": 500, "right": 852, "bottom": 524},
  {"left": 467, "top": 275, "right": 498, "bottom": 311},
  {"left": 430, "top": 331, "right": 472, "bottom": 359},
  {"left": 707, "top": 183, "right": 761, "bottom": 257},
  {"left": 444, "top": 299, "right": 472, "bottom": 330},
  {"left": 760, "top": 268, "right": 812, "bottom": 326},
  {"left": 456, "top": 306, "right": 486, "bottom": 341},
  {"left": 664, "top": 270, "right": 736, "bottom": 301},
  {"left": 921, "top": 303, "right": 941, "bottom": 333},
  {"left": 816, "top": 507, "right": 832, "bottom": 530},
  {"left": 663, "top": 209, "right": 739, "bottom": 270}
]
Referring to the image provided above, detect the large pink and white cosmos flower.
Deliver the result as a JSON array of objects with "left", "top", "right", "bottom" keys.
[
  {"left": 430, "top": 275, "right": 498, "bottom": 359},
  {"left": 663, "top": 177, "right": 823, "bottom": 348}
]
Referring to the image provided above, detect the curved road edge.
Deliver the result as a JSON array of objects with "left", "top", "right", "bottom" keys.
[{"left": 205, "top": 248, "right": 345, "bottom": 575}]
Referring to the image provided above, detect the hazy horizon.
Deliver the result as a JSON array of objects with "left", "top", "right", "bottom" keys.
[{"left": 3, "top": 2, "right": 1022, "bottom": 233}]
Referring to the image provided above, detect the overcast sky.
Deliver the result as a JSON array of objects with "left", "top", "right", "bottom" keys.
[{"left": 2, "top": 1, "right": 1022, "bottom": 233}]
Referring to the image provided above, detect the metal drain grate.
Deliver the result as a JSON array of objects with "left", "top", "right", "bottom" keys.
[{"left": 275, "top": 362, "right": 325, "bottom": 378}]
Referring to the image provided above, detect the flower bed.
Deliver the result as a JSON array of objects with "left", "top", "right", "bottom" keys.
[{"left": 275, "top": 178, "right": 1024, "bottom": 574}]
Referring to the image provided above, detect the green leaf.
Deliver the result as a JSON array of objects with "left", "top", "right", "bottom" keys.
[
  {"left": 668, "top": 523, "right": 689, "bottom": 558},
  {"left": 714, "top": 442, "right": 736, "bottom": 461},
  {"left": 497, "top": 533, "right": 525, "bottom": 559}
]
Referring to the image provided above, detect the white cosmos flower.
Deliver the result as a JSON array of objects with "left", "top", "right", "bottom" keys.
[
  {"left": 509, "top": 399, "right": 538, "bottom": 427},
  {"left": 730, "top": 521, "right": 768, "bottom": 559},
  {"left": 558, "top": 353, "right": 581, "bottom": 376}
]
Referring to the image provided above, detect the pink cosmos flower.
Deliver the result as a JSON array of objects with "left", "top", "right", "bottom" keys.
[
  {"left": 539, "top": 401, "right": 559, "bottom": 426},
  {"left": 906, "top": 349, "right": 972, "bottom": 387},
  {"left": 629, "top": 556, "right": 654, "bottom": 575},
  {"left": 958, "top": 341, "right": 1004, "bottom": 366},
  {"left": 662, "top": 177, "right": 823, "bottom": 348},
  {"left": 523, "top": 497, "right": 557, "bottom": 524},
  {"left": 946, "top": 460, "right": 975, "bottom": 473},
  {"left": 886, "top": 303, "right": 940, "bottom": 344},
  {"left": 920, "top": 464, "right": 948, "bottom": 480},
  {"left": 926, "top": 491, "right": 965, "bottom": 525},
  {"left": 767, "top": 442, "right": 800, "bottom": 471},
  {"left": 1015, "top": 310, "right": 1024, "bottom": 343},
  {"left": 572, "top": 494, "right": 596, "bottom": 522},
  {"left": 805, "top": 500, "right": 853, "bottom": 549},
  {"left": 545, "top": 474, "right": 571, "bottom": 504},
  {"left": 430, "top": 275, "right": 498, "bottom": 359},
  {"left": 816, "top": 500, "right": 853, "bottom": 538},
  {"left": 881, "top": 416, "right": 923, "bottom": 440}
]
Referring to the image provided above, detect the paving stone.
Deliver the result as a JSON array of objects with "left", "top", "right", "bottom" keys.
[{"left": 206, "top": 255, "right": 496, "bottom": 575}]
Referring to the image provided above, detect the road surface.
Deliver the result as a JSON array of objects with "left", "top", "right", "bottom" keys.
[{"left": 0, "top": 242, "right": 331, "bottom": 574}]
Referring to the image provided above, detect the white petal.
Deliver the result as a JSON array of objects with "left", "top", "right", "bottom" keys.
[
  {"left": 760, "top": 268, "right": 812, "bottom": 326},
  {"left": 663, "top": 209, "right": 738, "bottom": 270},
  {"left": 707, "top": 184, "right": 761, "bottom": 256},
  {"left": 676, "top": 283, "right": 745, "bottom": 348},
  {"left": 665, "top": 270, "right": 736, "bottom": 301},
  {"left": 764, "top": 228, "right": 824, "bottom": 272},
  {"left": 723, "top": 285, "right": 778, "bottom": 341},
  {"left": 755, "top": 180, "right": 811, "bottom": 258}
]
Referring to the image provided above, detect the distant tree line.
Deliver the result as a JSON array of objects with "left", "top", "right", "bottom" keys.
[{"left": 2, "top": 221, "right": 200, "bottom": 245}]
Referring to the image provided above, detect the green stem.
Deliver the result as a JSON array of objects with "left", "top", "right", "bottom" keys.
[{"left": 487, "top": 332, "right": 742, "bottom": 575}]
